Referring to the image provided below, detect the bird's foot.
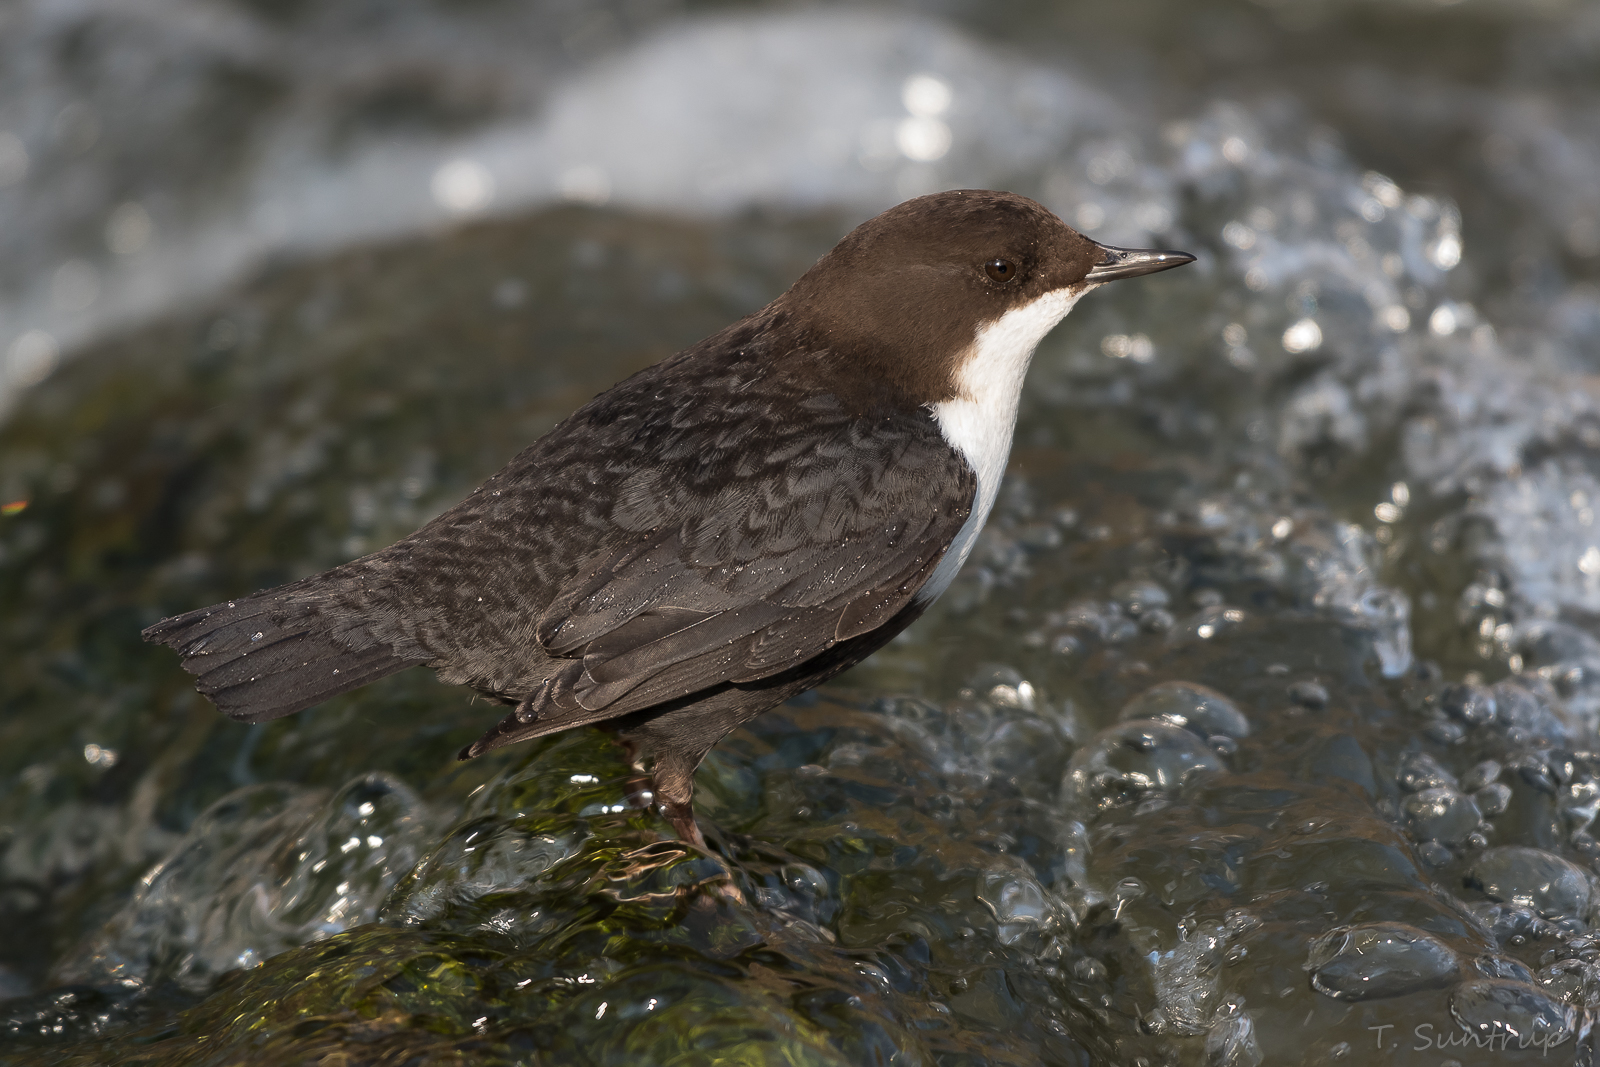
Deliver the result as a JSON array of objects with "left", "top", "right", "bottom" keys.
[{"left": 662, "top": 798, "right": 710, "bottom": 853}]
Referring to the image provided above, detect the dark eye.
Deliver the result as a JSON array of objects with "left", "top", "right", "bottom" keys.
[{"left": 984, "top": 258, "right": 1017, "bottom": 283}]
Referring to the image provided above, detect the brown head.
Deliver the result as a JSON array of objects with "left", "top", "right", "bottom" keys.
[{"left": 776, "top": 189, "right": 1193, "bottom": 406}]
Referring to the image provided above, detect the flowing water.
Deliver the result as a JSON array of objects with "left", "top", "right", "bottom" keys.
[{"left": 4, "top": 0, "right": 1600, "bottom": 1063}]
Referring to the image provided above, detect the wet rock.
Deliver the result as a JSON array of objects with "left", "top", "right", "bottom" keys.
[
  {"left": 1474, "top": 783, "right": 1513, "bottom": 816},
  {"left": 1448, "top": 978, "right": 1575, "bottom": 1048},
  {"left": 1461, "top": 759, "right": 1502, "bottom": 792},
  {"left": 1306, "top": 922, "right": 1460, "bottom": 1001},
  {"left": 1466, "top": 846, "right": 1594, "bottom": 920},
  {"left": 1299, "top": 733, "right": 1377, "bottom": 796},
  {"left": 1403, "top": 787, "right": 1481, "bottom": 846},
  {"left": 1491, "top": 680, "right": 1574, "bottom": 742},
  {"left": 1439, "top": 683, "right": 1497, "bottom": 725},
  {"left": 1286, "top": 680, "right": 1328, "bottom": 710},
  {"left": 1397, "top": 752, "right": 1457, "bottom": 793}
]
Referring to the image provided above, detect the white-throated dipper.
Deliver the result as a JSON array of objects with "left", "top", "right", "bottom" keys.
[{"left": 144, "top": 190, "right": 1193, "bottom": 848}]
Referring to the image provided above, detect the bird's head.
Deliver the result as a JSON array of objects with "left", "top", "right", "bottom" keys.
[{"left": 779, "top": 189, "right": 1194, "bottom": 406}]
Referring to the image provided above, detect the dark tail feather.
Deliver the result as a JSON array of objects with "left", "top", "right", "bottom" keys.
[{"left": 143, "top": 592, "right": 419, "bottom": 722}]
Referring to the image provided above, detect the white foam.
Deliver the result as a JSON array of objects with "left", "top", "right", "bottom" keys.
[{"left": 0, "top": 9, "right": 1130, "bottom": 414}]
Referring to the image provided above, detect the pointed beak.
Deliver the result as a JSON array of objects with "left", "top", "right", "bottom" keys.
[{"left": 1085, "top": 243, "right": 1197, "bottom": 283}]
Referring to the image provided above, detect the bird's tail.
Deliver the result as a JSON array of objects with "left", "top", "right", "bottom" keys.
[{"left": 142, "top": 585, "right": 419, "bottom": 723}]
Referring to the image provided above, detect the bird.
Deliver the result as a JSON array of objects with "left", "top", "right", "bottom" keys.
[{"left": 143, "top": 190, "right": 1194, "bottom": 850}]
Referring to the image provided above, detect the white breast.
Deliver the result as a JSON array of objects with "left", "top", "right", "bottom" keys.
[{"left": 917, "top": 285, "right": 1090, "bottom": 603}]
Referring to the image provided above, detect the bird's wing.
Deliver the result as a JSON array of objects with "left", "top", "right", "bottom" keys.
[{"left": 527, "top": 411, "right": 975, "bottom": 721}]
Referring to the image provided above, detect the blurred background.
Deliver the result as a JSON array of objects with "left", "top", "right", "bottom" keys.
[{"left": 5, "top": 0, "right": 1600, "bottom": 1064}]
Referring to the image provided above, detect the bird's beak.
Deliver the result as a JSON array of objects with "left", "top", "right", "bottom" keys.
[{"left": 1085, "top": 243, "right": 1197, "bottom": 283}]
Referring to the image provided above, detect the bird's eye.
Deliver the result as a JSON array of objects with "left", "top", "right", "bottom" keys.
[{"left": 984, "top": 258, "right": 1017, "bottom": 283}]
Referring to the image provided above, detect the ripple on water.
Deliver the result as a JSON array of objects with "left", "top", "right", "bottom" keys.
[
  {"left": 1306, "top": 922, "right": 1460, "bottom": 1001},
  {"left": 53, "top": 774, "right": 432, "bottom": 992}
]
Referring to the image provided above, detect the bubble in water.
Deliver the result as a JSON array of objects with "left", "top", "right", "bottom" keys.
[
  {"left": 1118, "top": 681, "right": 1250, "bottom": 740},
  {"left": 1205, "top": 1008, "right": 1264, "bottom": 1067},
  {"left": 782, "top": 863, "right": 829, "bottom": 899},
  {"left": 1466, "top": 846, "right": 1593, "bottom": 920},
  {"left": 1152, "top": 922, "right": 1227, "bottom": 1034},
  {"left": 983, "top": 717, "right": 1070, "bottom": 785},
  {"left": 976, "top": 868, "right": 1049, "bottom": 945},
  {"left": 1065, "top": 720, "right": 1225, "bottom": 812},
  {"left": 1306, "top": 922, "right": 1459, "bottom": 1001},
  {"left": 1449, "top": 979, "right": 1574, "bottom": 1048}
]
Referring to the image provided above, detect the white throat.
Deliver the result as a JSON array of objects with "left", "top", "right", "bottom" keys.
[{"left": 918, "top": 285, "right": 1090, "bottom": 602}]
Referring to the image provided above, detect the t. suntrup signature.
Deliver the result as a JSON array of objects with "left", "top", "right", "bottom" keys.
[{"left": 1368, "top": 1021, "right": 1572, "bottom": 1055}]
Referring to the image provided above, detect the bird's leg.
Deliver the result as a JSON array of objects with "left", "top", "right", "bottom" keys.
[
  {"left": 617, "top": 740, "right": 741, "bottom": 898},
  {"left": 650, "top": 751, "right": 712, "bottom": 853}
]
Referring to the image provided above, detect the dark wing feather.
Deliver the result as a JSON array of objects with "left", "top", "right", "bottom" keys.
[{"left": 530, "top": 433, "right": 974, "bottom": 720}]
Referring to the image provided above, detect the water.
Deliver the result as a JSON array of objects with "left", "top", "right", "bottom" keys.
[{"left": 6, "top": 0, "right": 1600, "bottom": 1063}]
